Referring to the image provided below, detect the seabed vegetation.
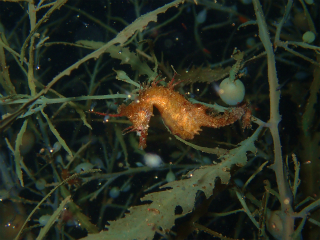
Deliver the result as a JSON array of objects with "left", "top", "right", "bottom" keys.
[{"left": 0, "top": 0, "right": 320, "bottom": 239}]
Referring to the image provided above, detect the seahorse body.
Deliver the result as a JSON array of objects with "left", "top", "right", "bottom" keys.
[{"left": 113, "top": 84, "right": 250, "bottom": 149}]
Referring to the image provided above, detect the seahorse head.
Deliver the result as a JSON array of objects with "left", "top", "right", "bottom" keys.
[
  {"left": 117, "top": 103, "right": 153, "bottom": 149},
  {"left": 130, "top": 108, "right": 152, "bottom": 134},
  {"left": 129, "top": 108, "right": 152, "bottom": 149}
]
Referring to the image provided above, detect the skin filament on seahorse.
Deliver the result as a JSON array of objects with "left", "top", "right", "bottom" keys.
[{"left": 105, "top": 76, "right": 251, "bottom": 149}]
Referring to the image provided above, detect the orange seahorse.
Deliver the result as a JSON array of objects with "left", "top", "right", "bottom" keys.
[{"left": 95, "top": 76, "right": 251, "bottom": 149}]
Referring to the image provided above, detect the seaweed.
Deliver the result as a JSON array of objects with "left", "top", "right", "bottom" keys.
[
  {"left": 82, "top": 126, "right": 262, "bottom": 240},
  {"left": 1, "top": 0, "right": 320, "bottom": 239}
]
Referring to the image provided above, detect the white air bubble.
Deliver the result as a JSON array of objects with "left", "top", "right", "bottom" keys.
[
  {"left": 74, "top": 163, "right": 94, "bottom": 173},
  {"left": 35, "top": 178, "right": 46, "bottom": 191},
  {"left": 109, "top": 187, "right": 120, "bottom": 198},
  {"left": 143, "top": 153, "right": 163, "bottom": 168}
]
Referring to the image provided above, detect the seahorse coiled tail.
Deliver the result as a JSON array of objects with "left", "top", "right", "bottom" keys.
[{"left": 111, "top": 82, "right": 251, "bottom": 149}]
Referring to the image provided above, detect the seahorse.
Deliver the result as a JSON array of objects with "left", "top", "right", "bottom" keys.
[{"left": 96, "top": 76, "right": 251, "bottom": 149}]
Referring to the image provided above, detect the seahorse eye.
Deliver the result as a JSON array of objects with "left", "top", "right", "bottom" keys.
[{"left": 136, "top": 128, "right": 142, "bottom": 136}]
